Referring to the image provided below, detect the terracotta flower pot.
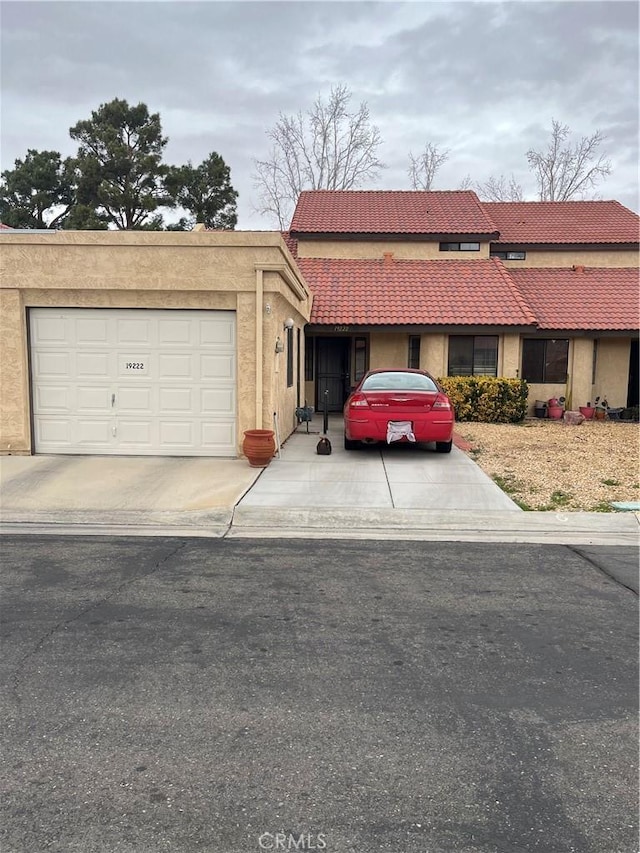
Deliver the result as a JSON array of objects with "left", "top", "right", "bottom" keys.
[
  {"left": 579, "top": 406, "right": 595, "bottom": 420},
  {"left": 242, "top": 429, "right": 276, "bottom": 467},
  {"left": 593, "top": 408, "right": 606, "bottom": 421},
  {"left": 547, "top": 405, "right": 564, "bottom": 420}
]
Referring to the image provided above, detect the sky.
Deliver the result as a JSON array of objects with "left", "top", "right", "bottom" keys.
[{"left": 1, "top": 0, "right": 638, "bottom": 229}]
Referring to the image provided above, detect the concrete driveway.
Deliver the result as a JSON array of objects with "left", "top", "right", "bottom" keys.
[
  {"left": 238, "top": 415, "right": 519, "bottom": 512},
  {"left": 1, "top": 417, "right": 638, "bottom": 545}
]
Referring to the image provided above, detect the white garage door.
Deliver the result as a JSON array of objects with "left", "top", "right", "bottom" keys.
[{"left": 29, "top": 308, "right": 237, "bottom": 456}]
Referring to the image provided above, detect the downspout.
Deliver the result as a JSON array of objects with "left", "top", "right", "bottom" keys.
[{"left": 255, "top": 268, "right": 264, "bottom": 429}]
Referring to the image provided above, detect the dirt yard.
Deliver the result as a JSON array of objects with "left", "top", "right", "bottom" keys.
[{"left": 456, "top": 419, "right": 640, "bottom": 511}]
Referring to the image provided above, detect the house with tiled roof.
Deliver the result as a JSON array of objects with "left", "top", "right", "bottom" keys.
[
  {"left": 288, "top": 190, "right": 639, "bottom": 416},
  {"left": 0, "top": 191, "right": 637, "bottom": 460}
]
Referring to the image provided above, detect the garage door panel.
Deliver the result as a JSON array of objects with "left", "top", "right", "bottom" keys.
[
  {"left": 32, "top": 316, "right": 68, "bottom": 343},
  {"left": 159, "top": 387, "right": 193, "bottom": 413},
  {"left": 117, "top": 318, "right": 152, "bottom": 345},
  {"left": 158, "top": 353, "right": 193, "bottom": 378},
  {"left": 200, "top": 315, "right": 235, "bottom": 347},
  {"left": 33, "top": 351, "right": 70, "bottom": 378},
  {"left": 34, "top": 386, "right": 71, "bottom": 413},
  {"left": 201, "top": 422, "right": 236, "bottom": 448},
  {"left": 35, "top": 419, "right": 72, "bottom": 444},
  {"left": 159, "top": 421, "right": 194, "bottom": 446},
  {"left": 76, "top": 352, "right": 111, "bottom": 378},
  {"left": 117, "top": 387, "right": 153, "bottom": 413},
  {"left": 30, "top": 308, "right": 237, "bottom": 456},
  {"left": 201, "top": 388, "right": 235, "bottom": 415},
  {"left": 201, "top": 354, "right": 235, "bottom": 380},
  {"left": 77, "top": 420, "right": 113, "bottom": 444},
  {"left": 76, "top": 318, "right": 109, "bottom": 344},
  {"left": 77, "top": 386, "right": 112, "bottom": 412},
  {"left": 158, "top": 319, "right": 192, "bottom": 345},
  {"left": 117, "top": 420, "right": 153, "bottom": 445}
]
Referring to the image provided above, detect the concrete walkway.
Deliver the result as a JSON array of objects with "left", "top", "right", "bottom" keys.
[{"left": 1, "top": 416, "right": 638, "bottom": 545}]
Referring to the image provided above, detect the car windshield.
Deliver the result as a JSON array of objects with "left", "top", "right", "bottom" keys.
[{"left": 361, "top": 372, "right": 438, "bottom": 392}]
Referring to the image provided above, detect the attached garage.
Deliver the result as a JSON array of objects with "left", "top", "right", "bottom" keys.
[
  {"left": 0, "top": 230, "right": 311, "bottom": 457},
  {"left": 29, "top": 308, "right": 237, "bottom": 456}
]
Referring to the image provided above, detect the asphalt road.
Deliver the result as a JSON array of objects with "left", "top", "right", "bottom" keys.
[{"left": 1, "top": 537, "right": 637, "bottom": 853}]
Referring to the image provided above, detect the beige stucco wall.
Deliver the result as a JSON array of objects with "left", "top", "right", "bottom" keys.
[
  {"left": 297, "top": 240, "right": 637, "bottom": 267},
  {"left": 421, "top": 333, "right": 447, "bottom": 376},
  {"left": 369, "top": 333, "right": 410, "bottom": 369},
  {"left": 0, "top": 231, "right": 311, "bottom": 456},
  {"left": 502, "top": 248, "right": 639, "bottom": 268},
  {"left": 594, "top": 338, "right": 631, "bottom": 408},
  {"left": 567, "top": 338, "right": 595, "bottom": 410},
  {"left": 501, "top": 334, "right": 521, "bottom": 378},
  {"left": 296, "top": 239, "right": 491, "bottom": 260}
]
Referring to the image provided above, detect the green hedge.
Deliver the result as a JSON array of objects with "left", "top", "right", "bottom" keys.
[{"left": 437, "top": 376, "right": 529, "bottom": 423}]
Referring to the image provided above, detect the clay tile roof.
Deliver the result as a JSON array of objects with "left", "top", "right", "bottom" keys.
[
  {"left": 508, "top": 267, "right": 640, "bottom": 330},
  {"left": 483, "top": 200, "right": 640, "bottom": 245},
  {"left": 290, "top": 190, "right": 498, "bottom": 236},
  {"left": 281, "top": 231, "right": 298, "bottom": 257},
  {"left": 298, "top": 257, "right": 537, "bottom": 327}
]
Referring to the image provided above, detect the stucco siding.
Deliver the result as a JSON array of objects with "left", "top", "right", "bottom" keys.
[
  {"left": 594, "top": 338, "right": 632, "bottom": 408},
  {"left": 369, "top": 334, "right": 410, "bottom": 369},
  {"left": 296, "top": 239, "right": 491, "bottom": 260},
  {"left": 504, "top": 249, "right": 638, "bottom": 268},
  {"left": 0, "top": 290, "right": 29, "bottom": 452},
  {"left": 422, "top": 334, "right": 447, "bottom": 377}
]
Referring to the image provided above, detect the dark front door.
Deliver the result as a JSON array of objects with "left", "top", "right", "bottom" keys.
[
  {"left": 316, "top": 337, "right": 350, "bottom": 412},
  {"left": 627, "top": 339, "right": 639, "bottom": 407}
]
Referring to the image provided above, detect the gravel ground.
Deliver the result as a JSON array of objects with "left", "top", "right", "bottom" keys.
[{"left": 457, "top": 419, "right": 640, "bottom": 511}]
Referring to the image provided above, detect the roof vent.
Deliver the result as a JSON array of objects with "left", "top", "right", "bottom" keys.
[
  {"left": 572, "top": 264, "right": 586, "bottom": 273},
  {"left": 383, "top": 251, "right": 394, "bottom": 265}
]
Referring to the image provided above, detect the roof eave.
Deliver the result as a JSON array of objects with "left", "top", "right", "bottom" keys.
[{"left": 292, "top": 230, "right": 500, "bottom": 241}]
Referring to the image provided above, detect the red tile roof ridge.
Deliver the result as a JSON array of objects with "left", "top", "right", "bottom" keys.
[
  {"left": 489, "top": 257, "right": 538, "bottom": 325},
  {"left": 483, "top": 199, "right": 633, "bottom": 208},
  {"left": 296, "top": 189, "right": 479, "bottom": 195}
]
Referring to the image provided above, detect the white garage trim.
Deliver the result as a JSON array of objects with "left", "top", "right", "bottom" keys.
[{"left": 29, "top": 308, "right": 237, "bottom": 456}]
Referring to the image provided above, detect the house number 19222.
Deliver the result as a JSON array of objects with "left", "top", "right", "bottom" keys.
[
  {"left": 334, "top": 325, "right": 350, "bottom": 332},
  {"left": 125, "top": 362, "right": 145, "bottom": 370}
]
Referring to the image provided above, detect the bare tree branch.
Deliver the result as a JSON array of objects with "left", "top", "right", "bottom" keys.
[
  {"left": 408, "top": 142, "right": 449, "bottom": 190},
  {"left": 526, "top": 119, "right": 612, "bottom": 201},
  {"left": 457, "top": 173, "right": 474, "bottom": 192},
  {"left": 252, "top": 84, "right": 385, "bottom": 228},
  {"left": 474, "top": 173, "right": 524, "bottom": 202}
]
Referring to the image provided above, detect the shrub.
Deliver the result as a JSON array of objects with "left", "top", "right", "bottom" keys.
[{"left": 437, "top": 376, "right": 528, "bottom": 423}]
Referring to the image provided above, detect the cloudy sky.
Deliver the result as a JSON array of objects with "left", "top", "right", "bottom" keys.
[{"left": 2, "top": 0, "right": 638, "bottom": 228}]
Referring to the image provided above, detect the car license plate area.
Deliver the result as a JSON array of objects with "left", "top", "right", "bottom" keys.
[{"left": 387, "top": 420, "right": 415, "bottom": 442}]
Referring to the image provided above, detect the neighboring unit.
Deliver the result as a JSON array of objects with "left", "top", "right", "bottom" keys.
[{"left": 288, "top": 191, "right": 639, "bottom": 415}]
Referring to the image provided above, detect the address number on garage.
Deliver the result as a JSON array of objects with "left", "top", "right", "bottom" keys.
[{"left": 121, "top": 357, "right": 149, "bottom": 374}]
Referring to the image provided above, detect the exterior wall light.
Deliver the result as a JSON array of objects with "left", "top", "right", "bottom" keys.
[
  {"left": 275, "top": 337, "right": 285, "bottom": 353},
  {"left": 283, "top": 317, "right": 294, "bottom": 329}
]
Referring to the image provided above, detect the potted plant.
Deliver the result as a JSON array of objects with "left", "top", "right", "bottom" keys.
[
  {"left": 242, "top": 429, "right": 276, "bottom": 467},
  {"left": 547, "top": 395, "right": 565, "bottom": 420},
  {"left": 579, "top": 401, "right": 595, "bottom": 419},
  {"left": 593, "top": 396, "right": 608, "bottom": 420},
  {"left": 533, "top": 400, "right": 547, "bottom": 418}
]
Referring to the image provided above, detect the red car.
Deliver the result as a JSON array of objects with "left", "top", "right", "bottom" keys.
[{"left": 343, "top": 369, "right": 455, "bottom": 452}]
